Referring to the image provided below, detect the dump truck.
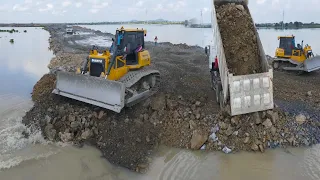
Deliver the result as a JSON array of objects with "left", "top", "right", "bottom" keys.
[
  {"left": 66, "top": 25, "right": 73, "bottom": 35},
  {"left": 205, "top": 0, "right": 274, "bottom": 116}
]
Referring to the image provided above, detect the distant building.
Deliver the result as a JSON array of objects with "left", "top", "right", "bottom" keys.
[{"left": 184, "top": 18, "right": 211, "bottom": 28}]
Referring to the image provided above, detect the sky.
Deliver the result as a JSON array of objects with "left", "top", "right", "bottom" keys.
[{"left": 0, "top": 0, "right": 319, "bottom": 23}]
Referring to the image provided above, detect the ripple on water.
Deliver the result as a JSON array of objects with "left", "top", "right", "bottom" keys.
[
  {"left": 0, "top": 94, "right": 52, "bottom": 170},
  {"left": 151, "top": 149, "right": 209, "bottom": 180},
  {"left": 300, "top": 147, "right": 320, "bottom": 179},
  {"left": 145, "top": 145, "right": 320, "bottom": 180}
]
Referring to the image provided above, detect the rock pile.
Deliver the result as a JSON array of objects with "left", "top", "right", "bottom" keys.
[
  {"left": 202, "top": 110, "right": 318, "bottom": 152},
  {"left": 25, "top": 74, "right": 319, "bottom": 160},
  {"left": 23, "top": 74, "right": 160, "bottom": 173},
  {"left": 149, "top": 93, "right": 319, "bottom": 153},
  {"left": 31, "top": 74, "right": 56, "bottom": 103},
  {"left": 48, "top": 53, "right": 85, "bottom": 73},
  {"left": 216, "top": 3, "right": 262, "bottom": 75}
]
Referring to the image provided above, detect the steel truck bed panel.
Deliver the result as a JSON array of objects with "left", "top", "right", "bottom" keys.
[
  {"left": 229, "top": 70, "right": 274, "bottom": 115},
  {"left": 211, "top": 0, "right": 274, "bottom": 115},
  {"left": 211, "top": 0, "right": 229, "bottom": 102}
]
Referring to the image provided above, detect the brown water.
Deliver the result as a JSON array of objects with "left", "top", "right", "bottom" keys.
[
  {"left": 1, "top": 27, "right": 320, "bottom": 180},
  {"left": 1, "top": 144, "right": 320, "bottom": 180}
]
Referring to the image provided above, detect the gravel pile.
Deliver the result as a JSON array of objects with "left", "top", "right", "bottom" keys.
[{"left": 216, "top": 3, "right": 262, "bottom": 75}]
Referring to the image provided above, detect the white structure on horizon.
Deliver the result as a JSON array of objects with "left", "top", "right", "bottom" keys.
[{"left": 189, "top": 18, "right": 200, "bottom": 25}]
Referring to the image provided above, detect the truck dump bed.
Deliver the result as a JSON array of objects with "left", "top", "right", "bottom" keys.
[{"left": 210, "top": 0, "right": 274, "bottom": 115}]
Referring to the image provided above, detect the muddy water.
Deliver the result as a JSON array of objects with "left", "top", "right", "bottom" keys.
[
  {"left": 1, "top": 144, "right": 320, "bottom": 180},
  {"left": 0, "top": 27, "right": 53, "bottom": 97},
  {"left": 0, "top": 27, "right": 53, "bottom": 171},
  {"left": 147, "top": 146, "right": 320, "bottom": 180},
  {"left": 1, "top": 27, "right": 320, "bottom": 180}
]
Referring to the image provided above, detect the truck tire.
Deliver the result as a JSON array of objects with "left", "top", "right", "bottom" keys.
[
  {"left": 272, "top": 61, "right": 279, "bottom": 69},
  {"left": 215, "top": 82, "right": 222, "bottom": 104},
  {"left": 210, "top": 71, "right": 215, "bottom": 90},
  {"left": 219, "top": 91, "right": 224, "bottom": 109}
]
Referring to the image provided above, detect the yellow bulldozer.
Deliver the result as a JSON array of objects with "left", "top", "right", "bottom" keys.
[
  {"left": 52, "top": 27, "right": 160, "bottom": 113},
  {"left": 273, "top": 35, "right": 320, "bottom": 73}
]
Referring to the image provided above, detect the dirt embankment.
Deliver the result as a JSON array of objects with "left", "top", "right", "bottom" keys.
[
  {"left": 22, "top": 24, "right": 320, "bottom": 173},
  {"left": 216, "top": 3, "right": 262, "bottom": 75}
]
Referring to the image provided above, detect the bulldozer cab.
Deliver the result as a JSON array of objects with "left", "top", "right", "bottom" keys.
[
  {"left": 115, "top": 27, "right": 146, "bottom": 65},
  {"left": 278, "top": 36, "right": 295, "bottom": 56}
]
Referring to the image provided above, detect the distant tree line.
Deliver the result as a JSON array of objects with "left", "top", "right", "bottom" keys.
[
  {"left": 72, "top": 21, "right": 184, "bottom": 25},
  {"left": 0, "top": 21, "right": 185, "bottom": 27},
  {"left": 2, "top": 21, "right": 319, "bottom": 29},
  {"left": 256, "top": 21, "right": 320, "bottom": 29}
]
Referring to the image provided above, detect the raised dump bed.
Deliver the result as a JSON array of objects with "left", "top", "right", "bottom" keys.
[{"left": 206, "top": 0, "right": 274, "bottom": 116}]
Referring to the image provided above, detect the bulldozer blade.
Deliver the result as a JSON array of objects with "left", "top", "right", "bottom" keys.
[
  {"left": 52, "top": 71, "right": 126, "bottom": 113},
  {"left": 304, "top": 56, "right": 320, "bottom": 72}
]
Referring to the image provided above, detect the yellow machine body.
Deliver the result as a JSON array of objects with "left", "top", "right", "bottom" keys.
[
  {"left": 53, "top": 27, "right": 160, "bottom": 113},
  {"left": 275, "top": 35, "right": 313, "bottom": 63},
  {"left": 84, "top": 47, "right": 151, "bottom": 81},
  {"left": 273, "top": 35, "right": 320, "bottom": 73}
]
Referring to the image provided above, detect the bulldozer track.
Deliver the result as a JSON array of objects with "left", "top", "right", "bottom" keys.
[
  {"left": 119, "top": 67, "right": 161, "bottom": 107},
  {"left": 272, "top": 59, "right": 305, "bottom": 75}
]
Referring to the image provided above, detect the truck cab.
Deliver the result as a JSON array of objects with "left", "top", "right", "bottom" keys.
[{"left": 66, "top": 25, "right": 73, "bottom": 35}]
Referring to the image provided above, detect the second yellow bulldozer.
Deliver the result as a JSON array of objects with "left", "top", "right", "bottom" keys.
[
  {"left": 52, "top": 27, "right": 160, "bottom": 113},
  {"left": 273, "top": 35, "right": 320, "bottom": 73}
]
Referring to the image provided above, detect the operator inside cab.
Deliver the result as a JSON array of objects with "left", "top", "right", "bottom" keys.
[
  {"left": 291, "top": 35, "right": 295, "bottom": 49},
  {"left": 110, "top": 38, "right": 115, "bottom": 53}
]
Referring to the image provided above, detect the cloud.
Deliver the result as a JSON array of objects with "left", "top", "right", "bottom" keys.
[
  {"left": 36, "top": 1, "right": 43, "bottom": 6},
  {"left": 39, "top": 4, "right": 53, "bottom": 12},
  {"left": 25, "top": 0, "right": 33, "bottom": 4},
  {"left": 90, "top": 9, "right": 99, "bottom": 13},
  {"left": 89, "top": 2, "right": 109, "bottom": 13},
  {"left": 153, "top": 4, "right": 163, "bottom": 12},
  {"left": 13, "top": 4, "right": 29, "bottom": 11},
  {"left": 1, "top": 0, "right": 320, "bottom": 23},
  {"left": 166, "top": 1, "right": 187, "bottom": 11},
  {"left": 11, "top": 0, "right": 37, "bottom": 12},
  {"left": 75, "top": 2, "right": 83, "bottom": 8},
  {"left": 62, "top": 1, "right": 72, "bottom": 7},
  {"left": 202, "top": 7, "right": 209, "bottom": 13},
  {"left": 271, "top": 0, "right": 280, "bottom": 6},
  {"left": 92, "top": 2, "right": 108, "bottom": 9},
  {"left": 0, "top": 4, "right": 9, "bottom": 12},
  {"left": 257, "top": 0, "right": 267, "bottom": 4},
  {"left": 136, "top": 1, "right": 144, "bottom": 7},
  {"left": 52, "top": 9, "right": 67, "bottom": 16}
]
